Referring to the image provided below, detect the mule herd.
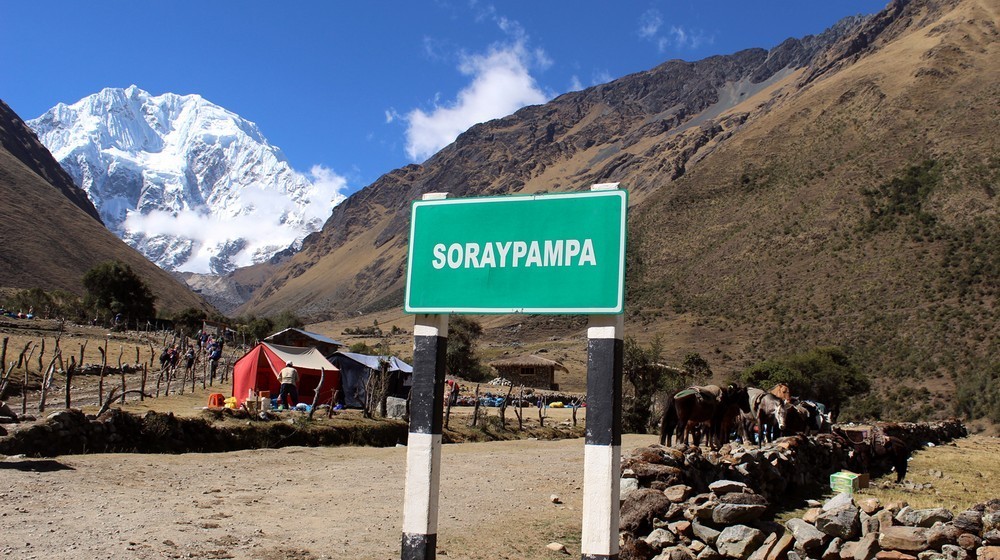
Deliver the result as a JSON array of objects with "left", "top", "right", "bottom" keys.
[{"left": 658, "top": 383, "right": 833, "bottom": 450}]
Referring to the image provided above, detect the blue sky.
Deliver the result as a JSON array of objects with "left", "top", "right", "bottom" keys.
[{"left": 2, "top": 1, "right": 887, "bottom": 199}]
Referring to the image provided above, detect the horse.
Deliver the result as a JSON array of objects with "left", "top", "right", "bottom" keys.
[
  {"left": 782, "top": 401, "right": 811, "bottom": 436},
  {"left": 797, "top": 400, "right": 832, "bottom": 434},
  {"left": 841, "top": 432, "right": 911, "bottom": 483},
  {"left": 770, "top": 383, "right": 792, "bottom": 403},
  {"left": 660, "top": 384, "right": 749, "bottom": 449},
  {"left": 746, "top": 387, "right": 789, "bottom": 444}
]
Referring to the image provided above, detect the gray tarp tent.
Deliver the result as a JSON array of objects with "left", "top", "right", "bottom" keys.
[{"left": 326, "top": 351, "right": 413, "bottom": 408}]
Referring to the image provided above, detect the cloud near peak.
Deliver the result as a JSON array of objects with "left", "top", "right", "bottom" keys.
[
  {"left": 403, "top": 41, "right": 550, "bottom": 162},
  {"left": 123, "top": 165, "right": 349, "bottom": 274}
]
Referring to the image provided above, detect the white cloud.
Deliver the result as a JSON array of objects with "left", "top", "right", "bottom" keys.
[
  {"left": 403, "top": 41, "right": 549, "bottom": 162},
  {"left": 637, "top": 9, "right": 714, "bottom": 53},
  {"left": 638, "top": 9, "right": 662, "bottom": 38},
  {"left": 124, "top": 167, "right": 350, "bottom": 274}
]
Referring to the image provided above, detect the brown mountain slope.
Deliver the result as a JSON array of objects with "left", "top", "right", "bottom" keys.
[
  {"left": 0, "top": 99, "right": 214, "bottom": 316},
  {"left": 0, "top": 99, "right": 102, "bottom": 224},
  {"left": 627, "top": 0, "right": 998, "bottom": 410},
  {"left": 240, "top": 16, "right": 867, "bottom": 318},
  {"left": 242, "top": 0, "right": 996, "bottom": 417}
]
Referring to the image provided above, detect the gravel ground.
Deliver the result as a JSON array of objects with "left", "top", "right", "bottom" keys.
[{"left": 0, "top": 434, "right": 660, "bottom": 560}]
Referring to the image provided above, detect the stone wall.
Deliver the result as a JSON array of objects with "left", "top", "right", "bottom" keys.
[
  {"left": 618, "top": 420, "right": 978, "bottom": 560},
  {"left": 0, "top": 409, "right": 409, "bottom": 457}
]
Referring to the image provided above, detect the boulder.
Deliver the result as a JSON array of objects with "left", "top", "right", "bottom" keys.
[
  {"left": 816, "top": 502, "right": 861, "bottom": 540},
  {"left": 766, "top": 531, "right": 794, "bottom": 560},
  {"left": 860, "top": 499, "right": 883, "bottom": 515},
  {"left": 632, "top": 463, "right": 685, "bottom": 486},
  {"left": 985, "top": 513, "right": 1000, "bottom": 533},
  {"left": 785, "top": 518, "right": 827, "bottom": 555},
  {"left": 953, "top": 511, "right": 984, "bottom": 535},
  {"left": 622, "top": 534, "right": 659, "bottom": 560},
  {"left": 688, "top": 541, "right": 707, "bottom": 554},
  {"left": 709, "top": 480, "right": 749, "bottom": 495},
  {"left": 655, "top": 546, "right": 697, "bottom": 560},
  {"left": 697, "top": 547, "right": 723, "bottom": 560},
  {"left": 823, "top": 493, "right": 855, "bottom": 511},
  {"left": 646, "top": 528, "right": 679, "bottom": 550},
  {"left": 898, "top": 507, "right": 955, "bottom": 528},
  {"left": 874, "top": 509, "right": 898, "bottom": 532},
  {"left": 821, "top": 537, "right": 843, "bottom": 560},
  {"left": 747, "top": 533, "right": 777, "bottom": 560},
  {"left": 880, "top": 526, "right": 931, "bottom": 553},
  {"left": 957, "top": 534, "right": 982, "bottom": 551},
  {"left": 802, "top": 508, "right": 822, "bottom": 524},
  {"left": 940, "top": 544, "right": 970, "bottom": 560},
  {"left": 690, "top": 502, "right": 717, "bottom": 522},
  {"left": 621, "top": 477, "right": 641, "bottom": 501},
  {"left": 670, "top": 521, "right": 692, "bottom": 537},
  {"left": 876, "top": 551, "right": 918, "bottom": 560},
  {"left": 985, "top": 531, "right": 1000, "bottom": 546},
  {"left": 713, "top": 503, "right": 768, "bottom": 525},
  {"left": 855, "top": 533, "right": 882, "bottom": 560},
  {"left": 716, "top": 525, "right": 765, "bottom": 560},
  {"left": 665, "top": 485, "right": 694, "bottom": 503},
  {"left": 978, "top": 547, "right": 1000, "bottom": 560},
  {"left": 927, "top": 522, "right": 962, "bottom": 549},
  {"left": 692, "top": 521, "right": 721, "bottom": 546},
  {"left": 622, "top": 488, "right": 673, "bottom": 535}
]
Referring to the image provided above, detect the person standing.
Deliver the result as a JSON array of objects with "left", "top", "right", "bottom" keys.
[{"left": 276, "top": 361, "right": 299, "bottom": 410}]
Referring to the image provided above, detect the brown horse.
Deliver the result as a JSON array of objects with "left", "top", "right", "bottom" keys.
[
  {"left": 770, "top": 383, "right": 792, "bottom": 403},
  {"left": 840, "top": 431, "right": 911, "bottom": 483},
  {"left": 660, "top": 385, "right": 749, "bottom": 449}
]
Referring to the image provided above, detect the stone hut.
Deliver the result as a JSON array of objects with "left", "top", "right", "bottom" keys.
[{"left": 488, "top": 355, "right": 568, "bottom": 390}]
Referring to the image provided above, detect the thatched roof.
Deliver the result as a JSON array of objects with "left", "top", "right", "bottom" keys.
[{"left": 488, "top": 354, "right": 568, "bottom": 372}]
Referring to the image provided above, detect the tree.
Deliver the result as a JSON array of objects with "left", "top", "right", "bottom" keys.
[
  {"left": 349, "top": 342, "right": 375, "bottom": 354},
  {"left": 172, "top": 307, "right": 207, "bottom": 336},
  {"left": 82, "top": 261, "right": 156, "bottom": 323},
  {"left": 730, "top": 346, "right": 870, "bottom": 422},
  {"left": 446, "top": 315, "right": 487, "bottom": 381},
  {"left": 622, "top": 336, "right": 672, "bottom": 433},
  {"left": 272, "top": 310, "right": 303, "bottom": 332},
  {"left": 236, "top": 315, "right": 274, "bottom": 344},
  {"left": 682, "top": 352, "right": 712, "bottom": 385}
]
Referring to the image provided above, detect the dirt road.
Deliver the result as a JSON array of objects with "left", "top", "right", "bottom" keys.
[{"left": 0, "top": 434, "right": 660, "bottom": 560}]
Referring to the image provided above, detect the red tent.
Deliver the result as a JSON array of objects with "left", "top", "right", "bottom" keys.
[{"left": 232, "top": 342, "right": 340, "bottom": 406}]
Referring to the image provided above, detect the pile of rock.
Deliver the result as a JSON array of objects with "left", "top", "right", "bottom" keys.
[
  {"left": 620, "top": 421, "right": 967, "bottom": 506},
  {"left": 0, "top": 408, "right": 410, "bottom": 456},
  {"left": 620, "top": 487, "right": 1000, "bottom": 560}
]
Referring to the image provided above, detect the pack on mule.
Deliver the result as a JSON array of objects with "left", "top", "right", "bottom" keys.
[
  {"left": 836, "top": 426, "right": 911, "bottom": 483},
  {"left": 746, "top": 387, "right": 789, "bottom": 444},
  {"left": 659, "top": 384, "right": 749, "bottom": 449}
]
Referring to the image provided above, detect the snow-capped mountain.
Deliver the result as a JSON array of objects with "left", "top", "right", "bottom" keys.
[{"left": 28, "top": 85, "right": 346, "bottom": 274}]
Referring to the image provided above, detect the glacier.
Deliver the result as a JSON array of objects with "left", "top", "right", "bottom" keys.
[{"left": 28, "top": 85, "right": 347, "bottom": 274}]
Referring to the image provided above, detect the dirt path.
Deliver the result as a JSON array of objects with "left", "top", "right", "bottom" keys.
[{"left": 0, "top": 434, "right": 660, "bottom": 560}]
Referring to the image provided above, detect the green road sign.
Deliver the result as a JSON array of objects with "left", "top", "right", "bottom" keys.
[{"left": 405, "top": 190, "right": 627, "bottom": 314}]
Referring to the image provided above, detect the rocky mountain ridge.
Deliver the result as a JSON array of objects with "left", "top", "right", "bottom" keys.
[
  {"left": 28, "top": 85, "right": 339, "bottom": 275},
  {"left": 0, "top": 98, "right": 213, "bottom": 314},
  {"left": 239, "top": 0, "right": 998, "bottom": 420}
]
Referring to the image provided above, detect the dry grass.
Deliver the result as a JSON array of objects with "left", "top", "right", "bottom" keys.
[
  {"left": 776, "top": 434, "right": 1000, "bottom": 523},
  {"left": 854, "top": 434, "right": 1000, "bottom": 511}
]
